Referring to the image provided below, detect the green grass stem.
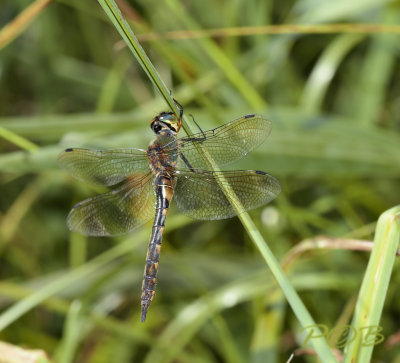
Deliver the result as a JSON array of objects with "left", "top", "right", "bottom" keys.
[
  {"left": 0, "top": 127, "right": 39, "bottom": 152},
  {"left": 343, "top": 205, "right": 400, "bottom": 362}
]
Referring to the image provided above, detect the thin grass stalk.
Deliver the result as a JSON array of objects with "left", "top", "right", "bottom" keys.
[
  {"left": 0, "top": 127, "right": 39, "bottom": 152},
  {"left": 96, "top": 0, "right": 181, "bottom": 120},
  {"left": 0, "top": 0, "right": 53, "bottom": 50},
  {"left": 97, "top": 0, "right": 337, "bottom": 361},
  {"left": 55, "top": 301, "right": 84, "bottom": 363},
  {"left": 136, "top": 23, "right": 400, "bottom": 41}
]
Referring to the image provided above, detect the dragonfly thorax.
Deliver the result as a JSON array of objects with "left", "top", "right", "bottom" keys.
[
  {"left": 147, "top": 135, "right": 179, "bottom": 175},
  {"left": 150, "top": 112, "right": 181, "bottom": 135}
]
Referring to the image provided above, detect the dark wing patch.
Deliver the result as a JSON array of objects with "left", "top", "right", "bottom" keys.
[{"left": 67, "top": 173, "right": 156, "bottom": 236}]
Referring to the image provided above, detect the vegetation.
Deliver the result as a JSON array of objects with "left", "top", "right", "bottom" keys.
[{"left": 0, "top": 0, "right": 399, "bottom": 362}]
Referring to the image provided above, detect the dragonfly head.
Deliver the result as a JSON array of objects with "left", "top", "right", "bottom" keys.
[{"left": 151, "top": 112, "right": 181, "bottom": 134}]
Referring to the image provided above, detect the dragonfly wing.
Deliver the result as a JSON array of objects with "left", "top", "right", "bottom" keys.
[
  {"left": 174, "top": 169, "right": 281, "bottom": 220},
  {"left": 67, "top": 172, "right": 155, "bottom": 236},
  {"left": 174, "top": 115, "right": 272, "bottom": 170},
  {"left": 58, "top": 148, "right": 150, "bottom": 186}
]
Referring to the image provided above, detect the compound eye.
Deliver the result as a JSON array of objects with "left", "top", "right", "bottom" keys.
[
  {"left": 151, "top": 121, "right": 162, "bottom": 134},
  {"left": 159, "top": 113, "right": 175, "bottom": 123}
]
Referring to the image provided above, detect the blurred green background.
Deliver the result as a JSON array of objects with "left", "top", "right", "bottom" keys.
[{"left": 1, "top": 0, "right": 400, "bottom": 362}]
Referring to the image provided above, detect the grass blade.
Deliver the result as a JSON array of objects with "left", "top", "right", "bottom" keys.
[
  {"left": 0, "top": 127, "right": 39, "bottom": 152},
  {"left": 0, "top": 0, "right": 53, "bottom": 50},
  {"left": 343, "top": 205, "right": 400, "bottom": 362},
  {"left": 96, "top": 0, "right": 180, "bottom": 117}
]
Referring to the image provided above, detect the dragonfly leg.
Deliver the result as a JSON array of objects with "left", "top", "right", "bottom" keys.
[
  {"left": 172, "top": 97, "right": 205, "bottom": 141},
  {"left": 179, "top": 114, "right": 207, "bottom": 143},
  {"left": 179, "top": 152, "right": 196, "bottom": 173},
  {"left": 188, "top": 114, "right": 206, "bottom": 140},
  {"left": 172, "top": 97, "right": 183, "bottom": 120},
  {"left": 172, "top": 97, "right": 183, "bottom": 130}
]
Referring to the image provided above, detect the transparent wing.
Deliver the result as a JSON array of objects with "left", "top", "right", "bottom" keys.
[
  {"left": 58, "top": 148, "right": 150, "bottom": 187},
  {"left": 174, "top": 169, "right": 281, "bottom": 220},
  {"left": 172, "top": 115, "right": 272, "bottom": 170},
  {"left": 67, "top": 173, "right": 155, "bottom": 236}
]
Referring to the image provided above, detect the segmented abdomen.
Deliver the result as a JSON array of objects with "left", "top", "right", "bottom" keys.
[{"left": 140, "top": 174, "right": 174, "bottom": 322}]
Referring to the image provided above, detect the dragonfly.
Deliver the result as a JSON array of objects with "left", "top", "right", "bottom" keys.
[{"left": 58, "top": 103, "right": 281, "bottom": 322}]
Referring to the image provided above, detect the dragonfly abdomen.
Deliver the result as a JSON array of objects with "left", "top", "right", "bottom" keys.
[{"left": 140, "top": 174, "right": 174, "bottom": 322}]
